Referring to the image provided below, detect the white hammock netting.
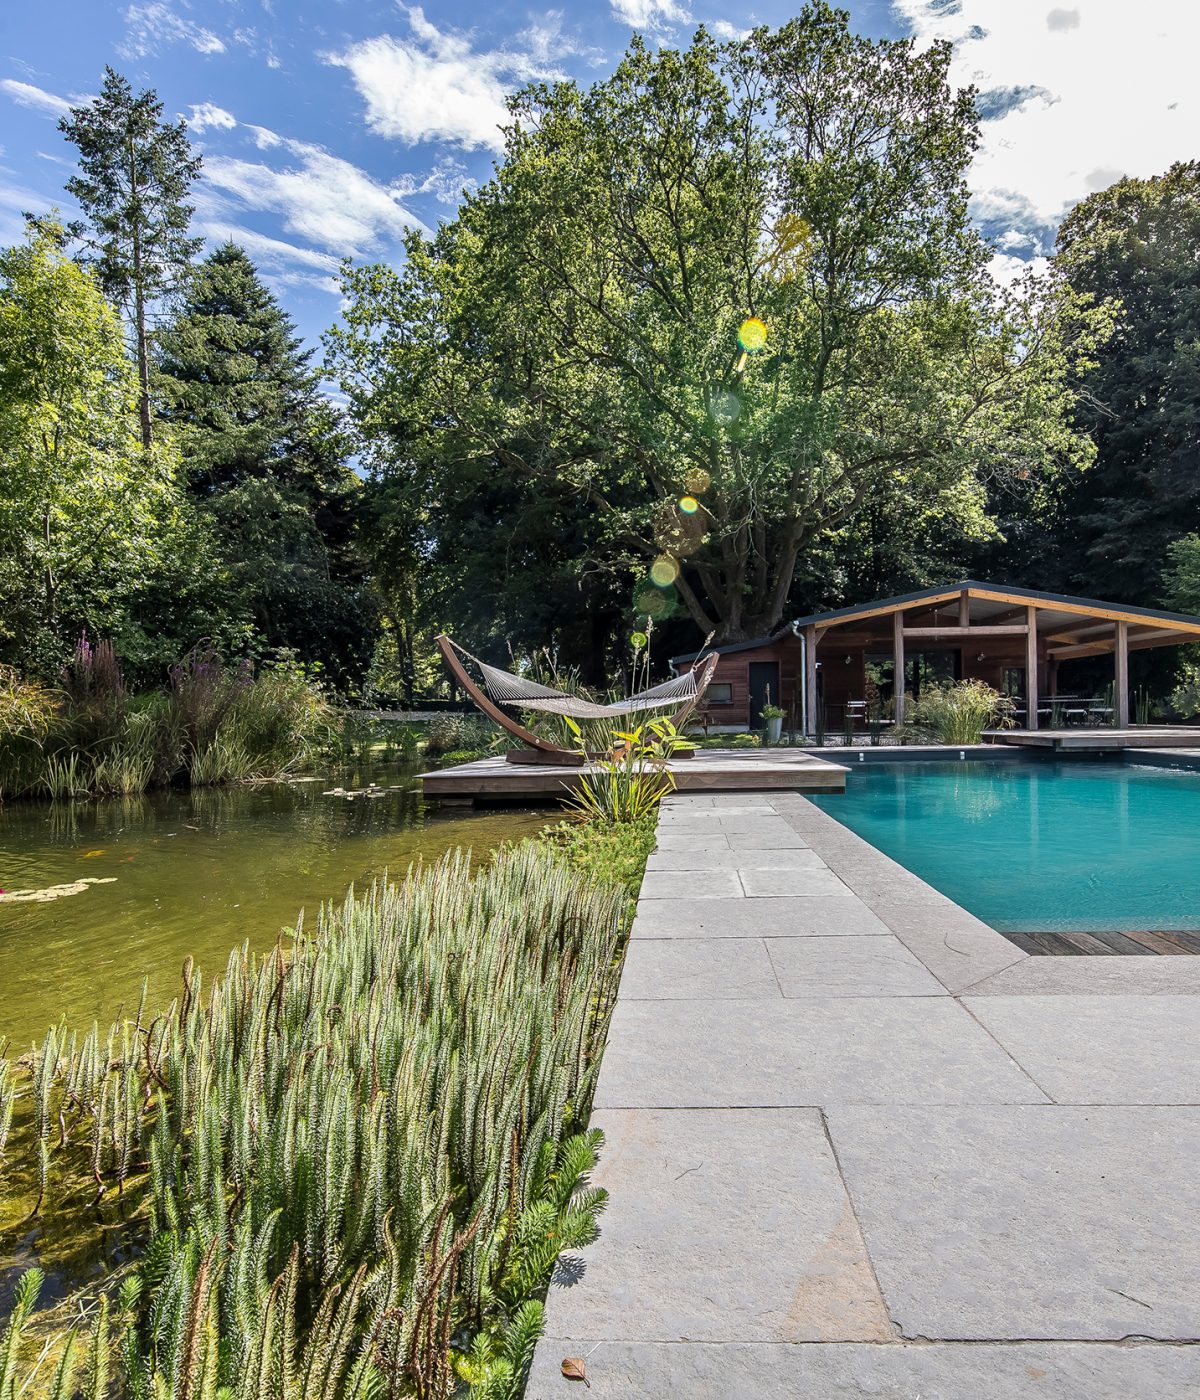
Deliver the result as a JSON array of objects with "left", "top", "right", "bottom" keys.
[{"left": 448, "top": 640, "right": 705, "bottom": 720}]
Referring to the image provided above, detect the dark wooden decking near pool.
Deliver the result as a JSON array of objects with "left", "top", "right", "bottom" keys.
[
  {"left": 1007, "top": 929, "right": 1200, "bottom": 955},
  {"left": 421, "top": 748, "right": 846, "bottom": 801}
]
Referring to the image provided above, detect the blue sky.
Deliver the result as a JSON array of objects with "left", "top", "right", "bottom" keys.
[{"left": 2, "top": 1, "right": 1197, "bottom": 353}]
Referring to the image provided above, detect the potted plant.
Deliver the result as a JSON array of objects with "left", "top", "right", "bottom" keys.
[{"left": 761, "top": 700, "right": 787, "bottom": 746}]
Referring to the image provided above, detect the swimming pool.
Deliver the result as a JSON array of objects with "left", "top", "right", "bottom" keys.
[{"left": 809, "top": 759, "right": 1200, "bottom": 932}]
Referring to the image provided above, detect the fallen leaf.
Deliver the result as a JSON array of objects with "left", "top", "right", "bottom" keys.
[
  {"left": 1026, "top": 1366, "right": 1047, "bottom": 1380},
  {"left": 561, "top": 1357, "right": 590, "bottom": 1387}
]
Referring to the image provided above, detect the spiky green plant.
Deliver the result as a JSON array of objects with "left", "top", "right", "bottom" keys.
[{"left": 2, "top": 843, "right": 624, "bottom": 1398}]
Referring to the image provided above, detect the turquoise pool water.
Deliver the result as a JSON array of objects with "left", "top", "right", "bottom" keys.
[{"left": 809, "top": 760, "right": 1200, "bottom": 932}]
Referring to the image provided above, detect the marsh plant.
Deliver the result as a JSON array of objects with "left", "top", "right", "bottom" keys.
[
  {"left": 0, "top": 641, "right": 333, "bottom": 801},
  {"left": 905, "top": 680, "right": 1015, "bottom": 744},
  {"left": 0, "top": 842, "right": 622, "bottom": 1398},
  {"left": 562, "top": 716, "right": 679, "bottom": 823}
]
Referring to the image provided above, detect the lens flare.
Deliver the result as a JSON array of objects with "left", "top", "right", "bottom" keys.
[
  {"left": 630, "top": 631, "right": 648, "bottom": 650},
  {"left": 711, "top": 390, "right": 742, "bottom": 426},
  {"left": 636, "top": 588, "right": 670, "bottom": 619},
  {"left": 685, "top": 468, "right": 711, "bottom": 493},
  {"left": 650, "top": 556, "right": 679, "bottom": 587},
  {"left": 737, "top": 317, "right": 768, "bottom": 352},
  {"left": 679, "top": 495, "right": 700, "bottom": 515}
]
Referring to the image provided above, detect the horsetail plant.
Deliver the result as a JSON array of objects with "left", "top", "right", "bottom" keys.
[{"left": 0, "top": 842, "right": 624, "bottom": 1398}]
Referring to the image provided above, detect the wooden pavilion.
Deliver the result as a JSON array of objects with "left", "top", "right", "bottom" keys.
[{"left": 671, "top": 580, "right": 1200, "bottom": 736}]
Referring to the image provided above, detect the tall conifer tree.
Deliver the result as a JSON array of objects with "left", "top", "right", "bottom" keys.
[{"left": 60, "top": 67, "right": 201, "bottom": 447}]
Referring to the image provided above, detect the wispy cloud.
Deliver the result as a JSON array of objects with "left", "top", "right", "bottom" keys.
[
  {"left": 0, "top": 78, "right": 72, "bottom": 117},
  {"left": 610, "top": 0, "right": 690, "bottom": 34},
  {"left": 393, "top": 156, "right": 475, "bottom": 206},
  {"left": 326, "top": 5, "right": 568, "bottom": 152},
  {"left": 120, "top": 2, "right": 225, "bottom": 59},
  {"left": 187, "top": 102, "right": 237, "bottom": 133}
]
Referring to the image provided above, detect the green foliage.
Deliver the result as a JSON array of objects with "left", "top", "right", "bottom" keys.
[
  {"left": 904, "top": 680, "right": 1015, "bottom": 744},
  {"left": 1038, "top": 162, "right": 1200, "bottom": 606},
  {"left": 546, "top": 815, "right": 657, "bottom": 901},
  {"left": 2, "top": 843, "right": 623, "bottom": 1398},
  {"left": 0, "top": 219, "right": 190, "bottom": 667},
  {"left": 157, "top": 244, "right": 375, "bottom": 688},
  {"left": 561, "top": 718, "right": 677, "bottom": 823},
  {"left": 424, "top": 713, "right": 500, "bottom": 757},
  {"left": 330, "top": 11, "right": 1105, "bottom": 643}
]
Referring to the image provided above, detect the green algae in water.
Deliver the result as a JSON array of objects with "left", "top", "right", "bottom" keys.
[{"left": 0, "top": 759, "right": 547, "bottom": 1048}]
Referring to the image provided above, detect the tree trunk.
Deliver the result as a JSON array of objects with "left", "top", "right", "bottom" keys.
[{"left": 43, "top": 504, "right": 56, "bottom": 623}]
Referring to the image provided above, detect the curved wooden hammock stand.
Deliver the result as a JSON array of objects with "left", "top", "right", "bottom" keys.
[{"left": 436, "top": 635, "right": 720, "bottom": 766}]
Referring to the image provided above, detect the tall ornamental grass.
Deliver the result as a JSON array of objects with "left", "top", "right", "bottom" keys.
[
  {"left": 0, "top": 842, "right": 623, "bottom": 1398},
  {"left": 905, "top": 679, "right": 1015, "bottom": 744}
]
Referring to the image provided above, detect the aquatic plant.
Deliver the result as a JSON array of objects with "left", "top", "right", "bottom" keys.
[
  {"left": 423, "top": 712, "right": 499, "bottom": 757},
  {"left": 60, "top": 635, "right": 127, "bottom": 753},
  {"left": 2, "top": 842, "right": 623, "bottom": 1397},
  {"left": 40, "top": 750, "right": 88, "bottom": 800},
  {"left": 562, "top": 718, "right": 676, "bottom": 824}
]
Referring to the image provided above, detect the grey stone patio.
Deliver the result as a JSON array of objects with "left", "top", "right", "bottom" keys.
[{"left": 527, "top": 791, "right": 1200, "bottom": 1398}]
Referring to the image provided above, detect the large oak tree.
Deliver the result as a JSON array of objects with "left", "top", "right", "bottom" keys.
[{"left": 330, "top": 8, "right": 1106, "bottom": 643}]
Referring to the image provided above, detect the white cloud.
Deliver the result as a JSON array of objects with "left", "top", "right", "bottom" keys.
[
  {"left": 989, "top": 251, "right": 1051, "bottom": 287},
  {"left": 709, "top": 19, "right": 750, "bottom": 40},
  {"left": 610, "top": 0, "right": 690, "bottom": 34},
  {"left": 203, "top": 138, "right": 425, "bottom": 258},
  {"left": 188, "top": 102, "right": 237, "bottom": 133},
  {"left": 893, "top": 0, "right": 1200, "bottom": 250},
  {"left": 326, "top": 6, "right": 567, "bottom": 152},
  {"left": 120, "top": 3, "right": 225, "bottom": 59},
  {"left": 0, "top": 79, "right": 71, "bottom": 117},
  {"left": 393, "top": 156, "right": 475, "bottom": 206}
]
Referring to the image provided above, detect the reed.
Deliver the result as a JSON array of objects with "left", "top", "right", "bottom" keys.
[{"left": 1, "top": 842, "right": 623, "bottom": 1398}]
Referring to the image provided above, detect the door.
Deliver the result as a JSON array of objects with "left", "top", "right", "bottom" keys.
[{"left": 748, "top": 661, "right": 781, "bottom": 728}]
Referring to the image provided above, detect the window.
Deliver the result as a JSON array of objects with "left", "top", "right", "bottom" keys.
[{"left": 706, "top": 682, "right": 733, "bottom": 705}]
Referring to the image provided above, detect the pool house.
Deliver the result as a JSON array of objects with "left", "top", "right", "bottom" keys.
[{"left": 672, "top": 580, "right": 1200, "bottom": 735}]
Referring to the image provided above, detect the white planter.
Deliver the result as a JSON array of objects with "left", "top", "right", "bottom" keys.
[{"left": 766, "top": 716, "right": 783, "bottom": 744}]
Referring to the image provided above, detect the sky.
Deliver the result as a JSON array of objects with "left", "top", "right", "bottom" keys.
[{"left": 2, "top": 0, "right": 1198, "bottom": 353}]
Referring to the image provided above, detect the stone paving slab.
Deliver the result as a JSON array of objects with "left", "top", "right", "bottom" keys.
[
  {"left": 645, "top": 847, "right": 823, "bottom": 871},
  {"left": 726, "top": 828, "right": 809, "bottom": 849},
  {"left": 965, "top": 956, "right": 1200, "bottom": 996},
  {"left": 527, "top": 1340, "right": 1200, "bottom": 1399},
  {"left": 964, "top": 995, "right": 1200, "bottom": 1103},
  {"left": 539, "top": 1108, "right": 890, "bottom": 1344},
  {"left": 630, "top": 896, "right": 893, "bottom": 940},
  {"left": 620, "top": 939, "right": 782, "bottom": 1000},
  {"left": 739, "top": 867, "right": 854, "bottom": 898},
  {"left": 767, "top": 935, "right": 948, "bottom": 998},
  {"left": 639, "top": 869, "right": 743, "bottom": 900},
  {"left": 657, "top": 805, "right": 777, "bottom": 824},
  {"left": 650, "top": 829, "right": 730, "bottom": 850},
  {"left": 594, "top": 998, "right": 1045, "bottom": 1108},
  {"left": 825, "top": 1104, "right": 1200, "bottom": 1341}
]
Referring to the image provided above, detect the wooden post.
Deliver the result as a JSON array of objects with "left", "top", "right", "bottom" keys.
[
  {"left": 1025, "top": 605, "right": 1039, "bottom": 731},
  {"left": 1115, "top": 619, "right": 1129, "bottom": 727},
  {"left": 958, "top": 588, "right": 970, "bottom": 627},
  {"left": 893, "top": 610, "right": 906, "bottom": 727},
  {"left": 804, "top": 624, "right": 819, "bottom": 737}
]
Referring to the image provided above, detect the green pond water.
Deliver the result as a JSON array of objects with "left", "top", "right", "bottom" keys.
[{"left": 0, "top": 760, "right": 546, "bottom": 1049}]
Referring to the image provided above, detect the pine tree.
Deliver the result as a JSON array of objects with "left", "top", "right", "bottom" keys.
[
  {"left": 60, "top": 67, "right": 202, "bottom": 448},
  {"left": 156, "top": 244, "right": 375, "bottom": 684}
]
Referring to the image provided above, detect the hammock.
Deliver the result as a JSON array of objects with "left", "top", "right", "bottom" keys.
[{"left": 444, "top": 638, "right": 705, "bottom": 721}]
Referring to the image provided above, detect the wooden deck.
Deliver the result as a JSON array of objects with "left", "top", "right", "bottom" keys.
[
  {"left": 1006, "top": 929, "right": 1200, "bottom": 955},
  {"left": 986, "top": 726, "right": 1200, "bottom": 751},
  {"left": 420, "top": 748, "right": 846, "bottom": 801}
]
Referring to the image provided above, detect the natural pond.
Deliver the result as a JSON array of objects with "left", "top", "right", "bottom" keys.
[{"left": 0, "top": 759, "right": 546, "bottom": 1049}]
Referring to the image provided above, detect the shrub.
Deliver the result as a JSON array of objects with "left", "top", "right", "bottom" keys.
[
  {"left": 905, "top": 680, "right": 1015, "bottom": 744},
  {"left": 60, "top": 634, "right": 128, "bottom": 751},
  {"left": 425, "top": 711, "right": 499, "bottom": 756}
]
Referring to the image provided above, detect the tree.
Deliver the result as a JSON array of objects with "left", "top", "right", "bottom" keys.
[
  {"left": 329, "top": 10, "right": 1105, "bottom": 643},
  {"left": 0, "top": 219, "right": 190, "bottom": 670},
  {"left": 60, "top": 67, "right": 202, "bottom": 447},
  {"left": 156, "top": 244, "right": 375, "bottom": 686},
  {"left": 1045, "top": 163, "right": 1200, "bottom": 604}
]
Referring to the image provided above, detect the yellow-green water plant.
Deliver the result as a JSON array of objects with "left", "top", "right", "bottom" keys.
[
  {"left": 562, "top": 716, "right": 678, "bottom": 824},
  {"left": 1, "top": 842, "right": 623, "bottom": 1398}
]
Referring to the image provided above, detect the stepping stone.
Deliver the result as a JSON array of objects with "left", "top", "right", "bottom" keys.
[{"left": 825, "top": 1104, "right": 1200, "bottom": 1341}]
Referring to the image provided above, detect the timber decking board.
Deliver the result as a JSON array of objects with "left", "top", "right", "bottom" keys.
[
  {"left": 1004, "top": 928, "right": 1200, "bottom": 956},
  {"left": 420, "top": 747, "right": 846, "bottom": 800},
  {"left": 987, "top": 727, "right": 1200, "bottom": 750}
]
